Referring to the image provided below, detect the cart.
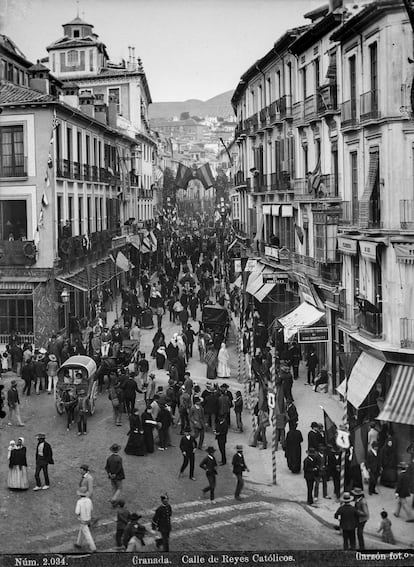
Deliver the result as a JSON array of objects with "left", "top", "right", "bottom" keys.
[
  {"left": 55, "top": 355, "right": 98, "bottom": 416},
  {"left": 202, "top": 304, "right": 229, "bottom": 348}
]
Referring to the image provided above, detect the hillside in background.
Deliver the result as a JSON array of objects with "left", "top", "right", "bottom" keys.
[{"left": 149, "top": 90, "right": 234, "bottom": 119}]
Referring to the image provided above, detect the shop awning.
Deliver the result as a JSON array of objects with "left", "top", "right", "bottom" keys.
[
  {"left": 245, "top": 263, "right": 265, "bottom": 294},
  {"left": 56, "top": 270, "right": 89, "bottom": 292},
  {"left": 254, "top": 283, "right": 276, "bottom": 303},
  {"left": 278, "top": 302, "right": 325, "bottom": 341},
  {"left": 336, "top": 352, "right": 385, "bottom": 408},
  {"left": 246, "top": 274, "right": 264, "bottom": 297},
  {"left": 128, "top": 234, "right": 141, "bottom": 250},
  {"left": 377, "top": 365, "right": 414, "bottom": 426}
]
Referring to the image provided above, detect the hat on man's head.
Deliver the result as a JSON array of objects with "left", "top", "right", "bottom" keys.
[
  {"left": 130, "top": 513, "right": 142, "bottom": 521},
  {"left": 36, "top": 433, "right": 46, "bottom": 439},
  {"left": 341, "top": 492, "right": 353, "bottom": 503},
  {"left": 80, "top": 464, "right": 89, "bottom": 471},
  {"left": 311, "top": 421, "right": 318, "bottom": 429},
  {"left": 206, "top": 446, "right": 216, "bottom": 453},
  {"left": 109, "top": 443, "right": 121, "bottom": 452},
  {"left": 236, "top": 445, "right": 243, "bottom": 451},
  {"left": 160, "top": 494, "right": 169, "bottom": 501},
  {"left": 184, "top": 427, "right": 191, "bottom": 434},
  {"left": 351, "top": 487, "right": 364, "bottom": 497},
  {"left": 49, "top": 354, "right": 57, "bottom": 362},
  {"left": 77, "top": 486, "right": 88, "bottom": 496},
  {"left": 221, "top": 383, "right": 228, "bottom": 389},
  {"left": 11, "top": 380, "right": 17, "bottom": 386}
]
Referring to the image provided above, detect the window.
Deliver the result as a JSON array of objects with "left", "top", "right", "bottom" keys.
[
  {"left": 276, "top": 70, "right": 281, "bottom": 99},
  {"left": 350, "top": 151, "right": 358, "bottom": 223},
  {"left": 78, "top": 196, "right": 83, "bottom": 234},
  {"left": 349, "top": 55, "right": 357, "bottom": 117},
  {"left": 302, "top": 67, "right": 307, "bottom": 100},
  {"left": 0, "top": 297, "right": 33, "bottom": 335},
  {"left": 353, "top": 255, "right": 360, "bottom": 296},
  {"left": 87, "top": 197, "right": 92, "bottom": 234},
  {"left": 314, "top": 220, "right": 337, "bottom": 262},
  {"left": 52, "top": 53, "right": 55, "bottom": 73},
  {"left": 332, "top": 146, "right": 339, "bottom": 196},
  {"left": 85, "top": 135, "right": 90, "bottom": 165},
  {"left": 73, "top": 29, "right": 80, "bottom": 38},
  {"left": 314, "top": 58, "right": 320, "bottom": 90},
  {"left": 303, "top": 144, "right": 308, "bottom": 175},
  {"left": 0, "top": 125, "right": 25, "bottom": 177},
  {"left": 1, "top": 60, "right": 6, "bottom": 80},
  {"left": 369, "top": 42, "right": 378, "bottom": 111},
  {"left": 108, "top": 87, "right": 121, "bottom": 114},
  {"left": 89, "top": 49, "right": 94, "bottom": 72},
  {"left": 77, "top": 131, "right": 82, "bottom": 163},
  {"left": 95, "top": 197, "right": 99, "bottom": 231},
  {"left": 287, "top": 62, "right": 292, "bottom": 96},
  {"left": 67, "top": 50, "right": 79, "bottom": 66},
  {"left": 66, "top": 127, "right": 72, "bottom": 162},
  {"left": 0, "top": 200, "right": 27, "bottom": 240},
  {"left": 68, "top": 196, "right": 74, "bottom": 233}
]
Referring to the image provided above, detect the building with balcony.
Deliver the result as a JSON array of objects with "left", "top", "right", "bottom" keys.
[
  {"left": 230, "top": 0, "right": 414, "bottom": 459},
  {"left": 45, "top": 16, "right": 156, "bottom": 224},
  {"left": 0, "top": 37, "right": 150, "bottom": 346}
]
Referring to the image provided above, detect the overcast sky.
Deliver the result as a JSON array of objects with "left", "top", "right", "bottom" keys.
[{"left": 3, "top": 0, "right": 323, "bottom": 102}]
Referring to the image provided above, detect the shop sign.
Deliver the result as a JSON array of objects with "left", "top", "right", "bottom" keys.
[
  {"left": 245, "top": 258, "right": 258, "bottom": 272},
  {"left": 298, "top": 326, "right": 329, "bottom": 343},
  {"left": 338, "top": 237, "right": 357, "bottom": 256},
  {"left": 262, "top": 273, "right": 288, "bottom": 284},
  {"left": 234, "top": 259, "right": 242, "bottom": 273},
  {"left": 360, "top": 241, "right": 377, "bottom": 262}
]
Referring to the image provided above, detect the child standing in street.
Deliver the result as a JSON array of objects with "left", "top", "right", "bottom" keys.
[
  {"left": 115, "top": 499, "right": 130, "bottom": 550},
  {"left": 234, "top": 391, "right": 243, "bottom": 433},
  {"left": 378, "top": 510, "right": 395, "bottom": 544}
]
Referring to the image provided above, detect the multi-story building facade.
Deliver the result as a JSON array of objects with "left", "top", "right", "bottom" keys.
[
  {"left": 0, "top": 35, "right": 151, "bottom": 346},
  {"left": 46, "top": 16, "right": 156, "bottom": 224},
  {"left": 230, "top": 0, "right": 414, "bottom": 459}
]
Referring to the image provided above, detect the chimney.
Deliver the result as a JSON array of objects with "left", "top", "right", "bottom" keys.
[
  {"left": 94, "top": 102, "right": 108, "bottom": 124},
  {"left": 79, "top": 90, "right": 95, "bottom": 118},
  {"left": 28, "top": 60, "right": 51, "bottom": 95},
  {"left": 108, "top": 94, "right": 118, "bottom": 127},
  {"left": 59, "top": 81, "right": 79, "bottom": 109}
]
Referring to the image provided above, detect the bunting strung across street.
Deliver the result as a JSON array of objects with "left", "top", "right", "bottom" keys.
[
  {"left": 35, "top": 108, "right": 58, "bottom": 242},
  {"left": 174, "top": 162, "right": 216, "bottom": 189},
  {"left": 175, "top": 163, "right": 194, "bottom": 188},
  {"left": 195, "top": 162, "right": 215, "bottom": 189}
]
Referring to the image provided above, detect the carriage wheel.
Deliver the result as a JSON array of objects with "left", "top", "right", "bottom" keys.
[
  {"left": 89, "top": 380, "right": 98, "bottom": 415},
  {"left": 55, "top": 389, "right": 64, "bottom": 415}
]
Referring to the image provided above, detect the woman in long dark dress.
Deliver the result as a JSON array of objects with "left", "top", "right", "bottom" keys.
[
  {"left": 125, "top": 409, "right": 146, "bottom": 456},
  {"left": 141, "top": 405, "right": 157, "bottom": 454},
  {"left": 284, "top": 422, "right": 303, "bottom": 473},
  {"left": 379, "top": 436, "right": 398, "bottom": 487},
  {"left": 151, "top": 329, "right": 165, "bottom": 358}
]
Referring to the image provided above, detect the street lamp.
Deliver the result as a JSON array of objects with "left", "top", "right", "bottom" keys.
[{"left": 61, "top": 287, "right": 70, "bottom": 341}]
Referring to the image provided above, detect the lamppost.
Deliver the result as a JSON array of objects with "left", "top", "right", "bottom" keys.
[{"left": 61, "top": 287, "right": 70, "bottom": 341}]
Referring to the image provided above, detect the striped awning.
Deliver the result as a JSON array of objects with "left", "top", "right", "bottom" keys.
[
  {"left": 245, "top": 263, "right": 265, "bottom": 294},
  {"left": 336, "top": 352, "right": 385, "bottom": 408},
  {"left": 377, "top": 365, "right": 414, "bottom": 426},
  {"left": 246, "top": 274, "right": 264, "bottom": 296},
  {"left": 56, "top": 270, "right": 89, "bottom": 292}
]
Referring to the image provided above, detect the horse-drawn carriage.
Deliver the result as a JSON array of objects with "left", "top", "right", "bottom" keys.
[{"left": 55, "top": 355, "right": 98, "bottom": 416}]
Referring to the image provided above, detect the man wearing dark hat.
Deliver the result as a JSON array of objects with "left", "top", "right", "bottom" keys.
[
  {"left": 123, "top": 512, "right": 146, "bottom": 551},
  {"left": 334, "top": 492, "right": 359, "bottom": 550},
  {"left": 200, "top": 446, "right": 218, "bottom": 502},
  {"left": 366, "top": 440, "right": 380, "bottom": 495},
  {"left": 105, "top": 444, "right": 125, "bottom": 506},
  {"left": 7, "top": 380, "right": 24, "bottom": 426},
  {"left": 232, "top": 445, "right": 249, "bottom": 501},
  {"left": 152, "top": 494, "right": 172, "bottom": 551},
  {"left": 74, "top": 486, "right": 96, "bottom": 552},
  {"left": 178, "top": 428, "right": 197, "bottom": 480},
  {"left": 308, "top": 422, "right": 324, "bottom": 451},
  {"left": 394, "top": 462, "right": 414, "bottom": 521},
  {"left": 33, "top": 433, "right": 54, "bottom": 490},
  {"left": 352, "top": 487, "right": 369, "bottom": 550},
  {"left": 303, "top": 447, "right": 319, "bottom": 506}
]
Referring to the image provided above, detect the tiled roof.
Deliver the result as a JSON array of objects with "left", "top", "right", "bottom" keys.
[{"left": 0, "top": 81, "right": 54, "bottom": 104}]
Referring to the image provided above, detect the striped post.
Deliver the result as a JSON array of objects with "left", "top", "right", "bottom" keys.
[
  {"left": 271, "top": 347, "right": 277, "bottom": 485},
  {"left": 250, "top": 327, "right": 257, "bottom": 433}
]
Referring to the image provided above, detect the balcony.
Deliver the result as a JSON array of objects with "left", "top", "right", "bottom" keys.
[
  {"left": 294, "top": 174, "right": 339, "bottom": 200},
  {"left": 317, "top": 84, "right": 338, "bottom": 116},
  {"left": 359, "top": 310, "right": 383, "bottom": 338},
  {"left": 338, "top": 302, "right": 359, "bottom": 329},
  {"left": 341, "top": 99, "right": 358, "bottom": 128},
  {"left": 366, "top": 199, "right": 383, "bottom": 229},
  {"left": 252, "top": 173, "right": 268, "bottom": 193},
  {"left": 270, "top": 171, "right": 291, "bottom": 191},
  {"left": 0, "top": 240, "right": 36, "bottom": 266},
  {"left": 400, "top": 318, "right": 414, "bottom": 348},
  {"left": 58, "top": 229, "right": 120, "bottom": 271},
  {"left": 292, "top": 253, "right": 320, "bottom": 279},
  {"left": 360, "top": 89, "right": 380, "bottom": 122},
  {"left": 235, "top": 121, "right": 247, "bottom": 138},
  {"left": 400, "top": 199, "right": 414, "bottom": 229},
  {"left": 91, "top": 165, "right": 99, "bottom": 182},
  {"left": 269, "top": 100, "right": 281, "bottom": 124},
  {"left": 100, "top": 167, "right": 110, "bottom": 183},
  {"left": 129, "top": 171, "right": 140, "bottom": 186},
  {"left": 83, "top": 164, "right": 91, "bottom": 181},
  {"left": 73, "top": 161, "right": 82, "bottom": 180},
  {"left": 280, "top": 95, "right": 292, "bottom": 119},
  {"left": 0, "top": 156, "right": 27, "bottom": 178},
  {"left": 304, "top": 94, "right": 318, "bottom": 122},
  {"left": 320, "top": 261, "right": 341, "bottom": 284},
  {"left": 292, "top": 101, "right": 304, "bottom": 125},
  {"left": 56, "top": 159, "right": 73, "bottom": 179},
  {"left": 340, "top": 201, "right": 359, "bottom": 226}
]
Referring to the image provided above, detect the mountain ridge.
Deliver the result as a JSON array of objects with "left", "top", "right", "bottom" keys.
[{"left": 149, "top": 90, "right": 234, "bottom": 120}]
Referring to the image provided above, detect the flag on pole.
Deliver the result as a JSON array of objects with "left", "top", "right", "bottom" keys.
[
  {"left": 350, "top": 422, "right": 368, "bottom": 464},
  {"left": 196, "top": 163, "right": 215, "bottom": 189},
  {"left": 149, "top": 230, "right": 157, "bottom": 251},
  {"left": 175, "top": 163, "right": 193, "bottom": 188},
  {"left": 323, "top": 409, "right": 338, "bottom": 448}
]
